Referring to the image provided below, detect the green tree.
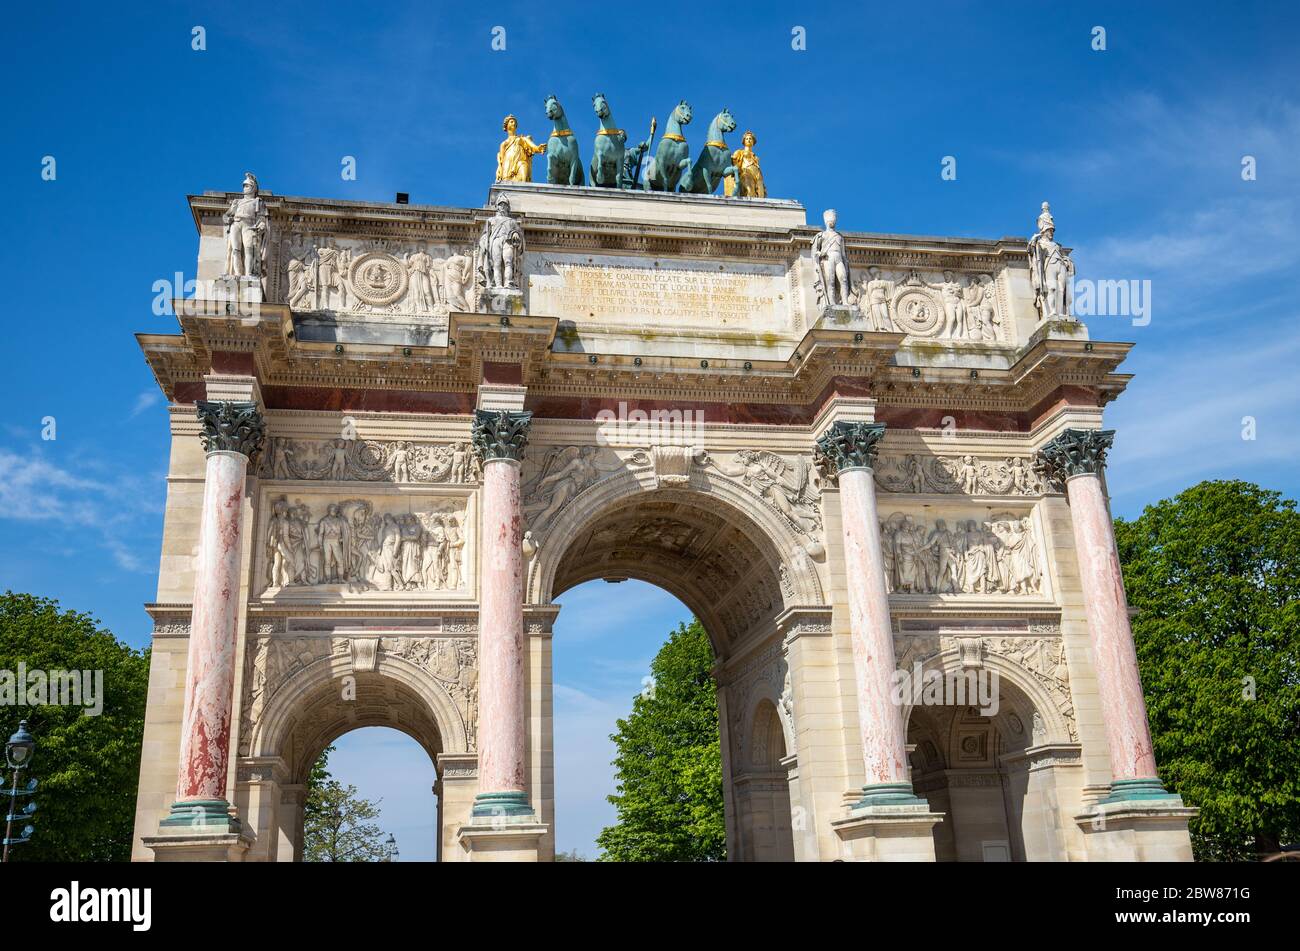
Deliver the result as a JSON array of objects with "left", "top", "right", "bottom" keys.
[
  {"left": 0, "top": 592, "right": 150, "bottom": 862},
  {"left": 302, "top": 747, "right": 390, "bottom": 862},
  {"left": 1115, "top": 480, "right": 1300, "bottom": 860},
  {"left": 597, "top": 619, "right": 725, "bottom": 861}
]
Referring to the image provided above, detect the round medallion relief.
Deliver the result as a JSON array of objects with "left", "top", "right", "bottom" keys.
[
  {"left": 891, "top": 287, "right": 943, "bottom": 336},
  {"left": 349, "top": 251, "right": 409, "bottom": 307}
]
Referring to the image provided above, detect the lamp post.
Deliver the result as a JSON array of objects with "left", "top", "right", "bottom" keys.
[{"left": 3, "top": 720, "right": 37, "bottom": 862}]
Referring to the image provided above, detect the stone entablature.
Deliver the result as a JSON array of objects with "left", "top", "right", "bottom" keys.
[{"left": 184, "top": 184, "right": 1059, "bottom": 358}]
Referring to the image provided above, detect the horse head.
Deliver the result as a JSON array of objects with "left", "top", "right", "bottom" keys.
[
  {"left": 592, "top": 93, "right": 610, "bottom": 119},
  {"left": 716, "top": 107, "right": 737, "bottom": 134},
  {"left": 674, "top": 100, "right": 694, "bottom": 126},
  {"left": 544, "top": 94, "right": 563, "bottom": 120}
]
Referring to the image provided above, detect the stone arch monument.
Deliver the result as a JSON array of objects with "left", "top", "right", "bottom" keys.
[{"left": 132, "top": 171, "right": 1194, "bottom": 862}]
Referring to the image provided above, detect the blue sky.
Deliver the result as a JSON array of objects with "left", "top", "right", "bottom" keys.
[{"left": 1, "top": 1, "right": 1297, "bottom": 859}]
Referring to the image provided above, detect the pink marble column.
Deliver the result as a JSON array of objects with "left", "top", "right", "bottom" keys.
[
  {"left": 470, "top": 409, "right": 534, "bottom": 818},
  {"left": 817, "top": 421, "right": 923, "bottom": 807},
  {"left": 1038, "top": 428, "right": 1173, "bottom": 801},
  {"left": 165, "top": 400, "right": 264, "bottom": 830},
  {"left": 840, "top": 467, "right": 910, "bottom": 787}
]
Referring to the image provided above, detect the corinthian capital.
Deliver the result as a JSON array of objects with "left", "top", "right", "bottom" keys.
[
  {"left": 472, "top": 409, "right": 532, "bottom": 462},
  {"left": 1036, "top": 428, "right": 1115, "bottom": 482},
  {"left": 815, "top": 421, "right": 886, "bottom": 473},
  {"left": 196, "top": 400, "right": 266, "bottom": 462}
]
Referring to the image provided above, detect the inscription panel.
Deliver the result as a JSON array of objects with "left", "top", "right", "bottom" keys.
[{"left": 527, "top": 253, "right": 796, "bottom": 333}]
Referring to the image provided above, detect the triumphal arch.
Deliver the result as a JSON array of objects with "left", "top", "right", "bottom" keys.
[{"left": 132, "top": 112, "right": 1195, "bottom": 861}]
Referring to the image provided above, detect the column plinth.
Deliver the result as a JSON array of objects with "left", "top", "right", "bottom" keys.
[
  {"left": 161, "top": 401, "right": 265, "bottom": 835},
  {"left": 469, "top": 409, "right": 534, "bottom": 819},
  {"left": 817, "top": 421, "right": 926, "bottom": 809},
  {"left": 1038, "top": 428, "right": 1178, "bottom": 804}
]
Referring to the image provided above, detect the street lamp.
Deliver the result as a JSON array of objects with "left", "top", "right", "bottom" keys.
[
  {"left": 382, "top": 833, "right": 399, "bottom": 862},
  {"left": 3, "top": 721, "right": 38, "bottom": 862}
]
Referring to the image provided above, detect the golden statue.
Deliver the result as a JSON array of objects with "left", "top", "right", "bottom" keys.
[
  {"left": 725, "top": 130, "right": 766, "bottom": 198},
  {"left": 495, "top": 114, "right": 546, "bottom": 183}
]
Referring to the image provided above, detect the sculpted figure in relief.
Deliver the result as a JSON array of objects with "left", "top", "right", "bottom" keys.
[
  {"left": 444, "top": 251, "right": 474, "bottom": 310},
  {"left": 708, "top": 450, "right": 822, "bottom": 536},
  {"left": 862, "top": 267, "right": 894, "bottom": 331},
  {"left": 523, "top": 446, "right": 622, "bottom": 532},
  {"left": 406, "top": 245, "right": 441, "bottom": 311}
]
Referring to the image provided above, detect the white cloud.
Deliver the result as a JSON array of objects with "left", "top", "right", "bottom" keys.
[
  {"left": 128, "top": 391, "right": 161, "bottom": 418},
  {"left": 0, "top": 447, "right": 160, "bottom": 572}
]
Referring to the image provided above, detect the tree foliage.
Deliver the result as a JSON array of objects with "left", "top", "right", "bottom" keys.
[
  {"left": 1115, "top": 480, "right": 1300, "bottom": 860},
  {"left": 0, "top": 592, "right": 150, "bottom": 862},
  {"left": 597, "top": 619, "right": 726, "bottom": 861},
  {"left": 302, "top": 746, "right": 390, "bottom": 862}
]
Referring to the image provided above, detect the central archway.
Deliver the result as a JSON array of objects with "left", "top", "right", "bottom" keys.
[{"left": 535, "top": 477, "right": 813, "bottom": 861}]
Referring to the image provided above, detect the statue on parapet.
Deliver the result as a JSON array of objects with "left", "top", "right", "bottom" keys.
[
  {"left": 1027, "top": 201, "right": 1075, "bottom": 321},
  {"left": 476, "top": 196, "right": 525, "bottom": 290},
  {"left": 543, "top": 95, "right": 583, "bottom": 186},
  {"left": 495, "top": 114, "right": 546, "bottom": 183},
  {"left": 224, "top": 172, "right": 269, "bottom": 281},
  {"left": 725, "top": 130, "right": 766, "bottom": 198},
  {"left": 811, "top": 208, "right": 854, "bottom": 308},
  {"left": 644, "top": 100, "right": 693, "bottom": 192}
]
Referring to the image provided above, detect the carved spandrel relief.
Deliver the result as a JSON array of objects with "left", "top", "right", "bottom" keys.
[
  {"left": 853, "top": 268, "right": 1006, "bottom": 343},
  {"left": 261, "top": 437, "right": 481, "bottom": 485},
  {"left": 699, "top": 449, "right": 825, "bottom": 557},
  {"left": 892, "top": 632, "right": 1076, "bottom": 742},
  {"left": 522, "top": 445, "right": 640, "bottom": 536},
  {"left": 263, "top": 495, "right": 468, "bottom": 594},
  {"left": 873, "top": 453, "right": 1047, "bottom": 497},
  {"left": 379, "top": 636, "right": 479, "bottom": 750},
  {"left": 239, "top": 634, "right": 480, "bottom": 756},
  {"left": 881, "top": 511, "right": 1044, "bottom": 596},
  {"left": 238, "top": 636, "right": 347, "bottom": 755}
]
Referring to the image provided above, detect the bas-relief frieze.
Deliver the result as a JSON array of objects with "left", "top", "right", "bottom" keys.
[
  {"left": 262, "top": 495, "right": 469, "bottom": 595},
  {"left": 281, "top": 235, "right": 473, "bottom": 322},
  {"left": 873, "top": 453, "right": 1047, "bottom": 497},
  {"left": 854, "top": 268, "right": 1007, "bottom": 343},
  {"left": 261, "top": 436, "right": 482, "bottom": 484}
]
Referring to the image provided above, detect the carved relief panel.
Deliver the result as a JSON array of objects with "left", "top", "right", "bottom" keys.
[
  {"left": 873, "top": 453, "right": 1048, "bottom": 497},
  {"left": 878, "top": 505, "right": 1049, "bottom": 599},
  {"left": 256, "top": 488, "right": 475, "bottom": 599},
  {"left": 261, "top": 436, "right": 481, "bottom": 485},
  {"left": 279, "top": 234, "right": 476, "bottom": 323},
  {"left": 855, "top": 268, "right": 1010, "bottom": 344}
]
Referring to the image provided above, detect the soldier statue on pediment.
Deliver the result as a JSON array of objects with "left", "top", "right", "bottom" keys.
[{"left": 223, "top": 172, "right": 270, "bottom": 282}]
